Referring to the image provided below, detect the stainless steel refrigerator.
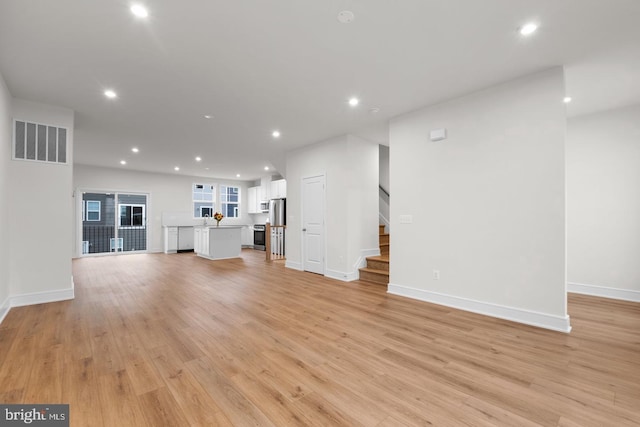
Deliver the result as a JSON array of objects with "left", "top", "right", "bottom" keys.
[{"left": 269, "top": 198, "right": 286, "bottom": 226}]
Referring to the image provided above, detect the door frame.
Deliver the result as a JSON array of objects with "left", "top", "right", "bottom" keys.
[
  {"left": 76, "top": 187, "right": 152, "bottom": 257},
  {"left": 300, "top": 173, "right": 326, "bottom": 275}
]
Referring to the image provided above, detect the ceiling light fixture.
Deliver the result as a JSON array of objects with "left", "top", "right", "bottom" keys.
[
  {"left": 131, "top": 147, "right": 139, "bottom": 153},
  {"left": 236, "top": 174, "right": 241, "bottom": 178},
  {"left": 195, "top": 156, "right": 202, "bottom": 162},
  {"left": 348, "top": 97, "right": 360, "bottom": 107},
  {"left": 272, "top": 130, "right": 281, "bottom": 138},
  {"left": 174, "top": 166, "right": 180, "bottom": 171},
  {"left": 519, "top": 22, "right": 538, "bottom": 36},
  {"left": 120, "top": 160, "right": 127, "bottom": 165},
  {"left": 130, "top": 4, "right": 149, "bottom": 18},
  {"left": 563, "top": 96, "right": 572, "bottom": 104},
  {"left": 204, "top": 115, "right": 212, "bottom": 119},
  {"left": 264, "top": 166, "right": 269, "bottom": 171},
  {"left": 337, "top": 10, "right": 355, "bottom": 24},
  {"left": 104, "top": 89, "right": 117, "bottom": 99}
]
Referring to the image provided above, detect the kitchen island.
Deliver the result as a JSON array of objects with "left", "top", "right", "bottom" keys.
[{"left": 193, "top": 225, "right": 243, "bottom": 260}]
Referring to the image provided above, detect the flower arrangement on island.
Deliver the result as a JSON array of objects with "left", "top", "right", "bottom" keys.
[{"left": 213, "top": 211, "right": 224, "bottom": 226}]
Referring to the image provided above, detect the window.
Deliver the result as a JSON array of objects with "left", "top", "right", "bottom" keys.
[
  {"left": 86, "top": 201, "right": 100, "bottom": 221},
  {"left": 119, "top": 204, "right": 145, "bottom": 227},
  {"left": 220, "top": 185, "right": 240, "bottom": 218},
  {"left": 193, "top": 183, "right": 215, "bottom": 218}
]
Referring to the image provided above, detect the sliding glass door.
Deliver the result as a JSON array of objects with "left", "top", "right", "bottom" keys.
[{"left": 81, "top": 192, "right": 148, "bottom": 255}]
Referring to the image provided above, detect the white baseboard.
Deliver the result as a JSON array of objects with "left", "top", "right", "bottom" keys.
[
  {"left": 285, "top": 260, "right": 303, "bottom": 271},
  {"left": 568, "top": 282, "right": 640, "bottom": 303},
  {"left": 0, "top": 296, "right": 10, "bottom": 325},
  {"left": 326, "top": 269, "right": 357, "bottom": 282},
  {"left": 0, "top": 277, "right": 76, "bottom": 326},
  {"left": 388, "top": 283, "right": 572, "bottom": 333},
  {"left": 10, "top": 286, "right": 75, "bottom": 308},
  {"left": 326, "top": 248, "right": 384, "bottom": 282}
]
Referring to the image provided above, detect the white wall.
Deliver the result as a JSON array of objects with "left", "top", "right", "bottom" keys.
[
  {"left": 0, "top": 73, "right": 12, "bottom": 319},
  {"left": 73, "top": 164, "right": 253, "bottom": 255},
  {"left": 389, "top": 68, "right": 570, "bottom": 332},
  {"left": 285, "top": 134, "right": 379, "bottom": 280},
  {"left": 9, "top": 99, "right": 75, "bottom": 299},
  {"left": 567, "top": 104, "right": 640, "bottom": 301}
]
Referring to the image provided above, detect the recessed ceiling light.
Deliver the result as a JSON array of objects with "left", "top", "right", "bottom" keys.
[
  {"left": 174, "top": 166, "right": 180, "bottom": 171},
  {"left": 104, "top": 89, "right": 117, "bottom": 99},
  {"left": 195, "top": 156, "right": 202, "bottom": 162},
  {"left": 131, "top": 147, "right": 139, "bottom": 153},
  {"left": 272, "top": 130, "right": 281, "bottom": 138},
  {"left": 204, "top": 115, "right": 213, "bottom": 119},
  {"left": 519, "top": 22, "right": 538, "bottom": 36},
  {"left": 563, "top": 96, "right": 572, "bottom": 104},
  {"left": 130, "top": 4, "right": 149, "bottom": 18},
  {"left": 264, "top": 166, "right": 269, "bottom": 171},
  {"left": 120, "top": 160, "right": 127, "bottom": 165},
  {"left": 348, "top": 97, "right": 359, "bottom": 107},
  {"left": 236, "top": 174, "right": 241, "bottom": 178},
  {"left": 337, "top": 10, "right": 355, "bottom": 24}
]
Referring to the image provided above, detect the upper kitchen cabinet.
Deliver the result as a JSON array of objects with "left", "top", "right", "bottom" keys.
[
  {"left": 270, "top": 179, "right": 287, "bottom": 199},
  {"left": 247, "top": 186, "right": 259, "bottom": 213}
]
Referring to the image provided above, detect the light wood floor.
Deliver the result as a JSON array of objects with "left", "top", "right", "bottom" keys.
[{"left": 1, "top": 250, "right": 639, "bottom": 426}]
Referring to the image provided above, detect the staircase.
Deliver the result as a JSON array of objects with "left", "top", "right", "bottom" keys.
[{"left": 359, "top": 224, "right": 389, "bottom": 285}]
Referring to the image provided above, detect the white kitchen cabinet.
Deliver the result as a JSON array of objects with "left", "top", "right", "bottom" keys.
[
  {"left": 248, "top": 186, "right": 259, "bottom": 213},
  {"left": 194, "top": 225, "right": 242, "bottom": 260},
  {"left": 241, "top": 225, "right": 253, "bottom": 247},
  {"left": 164, "top": 226, "right": 178, "bottom": 253},
  {"left": 194, "top": 227, "right": 202, "bottom": 253},
  {"left": 270, "top": 179, "right": 287, "bottom": 199},
  {"left": 260, "top": 176, "right": 270, "bottom": 202}
]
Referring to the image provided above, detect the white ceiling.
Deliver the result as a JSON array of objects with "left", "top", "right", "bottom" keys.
[{"left": 1, "top": 0, "right": 639, "bottom": 181}]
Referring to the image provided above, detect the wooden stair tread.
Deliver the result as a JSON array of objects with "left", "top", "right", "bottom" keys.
[
  {"left": 359, "top": 267, "right": 389, "bottom": 276},
  {"left": 366, "top": 255, "right": 389, "bottom": 262}
]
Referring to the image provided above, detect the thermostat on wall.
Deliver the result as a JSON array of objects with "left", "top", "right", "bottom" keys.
[{"left": 430, "top": 128, "right": 447, "bottom": 142}]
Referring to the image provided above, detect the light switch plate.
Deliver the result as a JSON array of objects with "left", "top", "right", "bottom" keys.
[{"left": 399, "top": 215, "right": 413, "bottom": 224}]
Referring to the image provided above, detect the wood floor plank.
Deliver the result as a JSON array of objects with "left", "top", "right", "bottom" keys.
[
  {"left": 97, "top": 370, "right": 149, "bottom": 427},
  {"left": 185, "top": 356, "right": 276, "bottom": 426},
  {"left": 61, "top": 357, "right": 104, "bottom": 427},
  {"left": 148, "top": 345, "right": 233, "bottom": 427},
  {"left": 0, "top": 249, "right": 637, "bottom": 426}
]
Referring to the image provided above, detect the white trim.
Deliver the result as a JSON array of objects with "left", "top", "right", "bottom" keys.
[
  {"left": 285, "top": 260, "right": 303, "bottom": 271},
  {"left": 325, "top": 248, "right": 385, "bottom": 282},
  {"left": 354, "top": 248, "right": 381, "bottom": 269},
  {"left": 387, "top": 283, "right": 572, "bottom": 333},
  {"left": 352, "top": 247, "right": 382, "bottom": 281},
  {"left": 568, "top": 282, "right": 640, "bottom": 303},
  {"left": 326, "top": 269, "right": 358, "bottom": 282},
  {"left": 0, "top": 296, "right": 10, "bottom": 325},
  {"left": 378, "top": 212, "right": 390, "bottom": 234},
  {"left": 10, "top": 286, "right": 75, "bottom": 308}
]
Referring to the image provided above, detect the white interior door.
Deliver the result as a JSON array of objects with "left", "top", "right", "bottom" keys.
[{"left": 302, "top": 175, "right": 325, "bottom": 274}]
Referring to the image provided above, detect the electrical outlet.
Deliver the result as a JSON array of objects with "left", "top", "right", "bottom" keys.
[{"left": 433, "top": 269, "right": 440, "bottom": 280}]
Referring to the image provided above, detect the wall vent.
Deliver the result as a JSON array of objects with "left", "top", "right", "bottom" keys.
[{"left": 13, "top": 119, "right": 68, "bottom": 164}]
